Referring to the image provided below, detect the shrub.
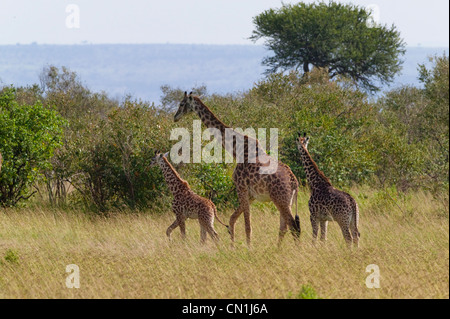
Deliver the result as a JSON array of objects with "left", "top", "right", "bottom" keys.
[
  {"left": 0, "top": 87, "right": 65, "bottom": 207},
  {"left": 377, "top": 54, "right": 449, "bottom": 191},
  {"left": 190, "top": 162, "right": 238, "bottom": 209},
  {"left": 68, "top": 98, "right": 176, "bottom": 212},
  {"left": 264, "top": 70, "right": 378, "bottom": 187},
  {"left": 290, "top": 284, "right": 321, "bottom": 299}
]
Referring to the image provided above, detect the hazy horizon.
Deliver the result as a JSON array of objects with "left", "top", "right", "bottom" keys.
[
  {"left": 4, "top": 43, "right": 449, "bottom": 49},
  {"left": 1, "top": 43, "right": 447, "bottom": 104}
]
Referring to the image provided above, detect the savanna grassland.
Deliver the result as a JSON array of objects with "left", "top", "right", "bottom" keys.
[
  {"left": 0, "top": 187, "right": 448, "bottom": 299},
  {"left": 1, "top": 50, "right": 448, "bottom": 299}
]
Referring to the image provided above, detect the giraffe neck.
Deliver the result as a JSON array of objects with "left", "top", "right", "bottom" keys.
[
  {"left": 158, "top": 157, "right": 190, "bottom": 195},
  {"left": 192, "top": 97, "right": 229, "bottom": 138},
  {"left": 298, "top": 145, "right": 332, "bottom": 192},
  {"left": 191, "top": 96, "right": 268, "bottom": 161}
]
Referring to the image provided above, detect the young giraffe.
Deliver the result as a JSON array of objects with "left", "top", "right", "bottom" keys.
[
  {"left": 174, "top": 92, "right": 300, "bottom": 246},
  {"left": 296, "top": 133, "right": 360, "bottom": 248},
  {"left": 150, "top": 150, "right": 228, "bottom": 244}
]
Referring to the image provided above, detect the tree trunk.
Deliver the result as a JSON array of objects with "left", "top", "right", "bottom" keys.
[{"left": 303, "top": 62, "right": 310, "bottom": 73}]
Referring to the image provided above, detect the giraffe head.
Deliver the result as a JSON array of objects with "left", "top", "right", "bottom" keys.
[
  {"left": 150, "top": 150, "right": 169, "bottom": 167},
  {"left": 296, "top": 132, "right": 310, "bottom": 152},
  {"left": 174, "top": 91, "right": 196, "bottom": 122}
]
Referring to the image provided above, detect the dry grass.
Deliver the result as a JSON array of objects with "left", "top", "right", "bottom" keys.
[{"left": 0, "top": 188, "right": 448, "bottom": 299}]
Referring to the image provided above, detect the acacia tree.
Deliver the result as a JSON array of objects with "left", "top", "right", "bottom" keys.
[{"left": 251, "top": 1, "right": 406, "bottom": 92}]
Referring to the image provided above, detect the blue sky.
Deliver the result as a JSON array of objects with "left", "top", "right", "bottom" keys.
[{"left": 0, "top": 0, "right": 448, "bottom": 47}]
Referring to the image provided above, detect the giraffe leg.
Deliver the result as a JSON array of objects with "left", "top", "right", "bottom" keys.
[
  {"left": 229, "top": 205, "right": 244, "bottom": 243},
  {"left": 277, "top": 214, "right": 288, "bottom": 247},
  {"left": 166, "top": 219, "right": 179, "bottom": 241},
  {"left": 338, "top": 222, "right": 353, "bottom": 248},
  {"left": 229, "top": 189, "right": 251, "bottom": 245},
  {"left": 350, "top": 220, "right": 360, "bottom": 248},
  {"left": 200, "top": 226, "right": 207, "bottom": 244},
  {"left": 350, "top": 207, "right": 360, "bottom": 248},
  {"left": 310, "top": 215, "right": 319, "bottom": 245},
  {"left": 178, "top": 218, "right": 186, "bottom": 240},
  {"left": 243, "top": 206, "right": 252, "bottom": 247},
  {"left": 199, "top": 217, "right": 219, "bottom": 244},
  {"left": 320, "top": 220, "right": 328, "bottom": 242},
  {"left": 290, "top": 214, "right": 301, "bottom": 240},
  {"left": 273, "top": 200, "right": 297, "bottom": 246},
  {"left": 309, "top": 202, "right": 320, "bottom": 245},
  {"left": 206, "top": 224, "right": 220, "bottom": 243},
  {"left": 351, "top": 229, "right": 359, "bottom": 248},
  {"left": 207, "top": 211, "right": 220, "bottom": 242}
]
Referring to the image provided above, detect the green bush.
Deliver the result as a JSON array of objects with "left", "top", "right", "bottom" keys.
[
  {"left": 190, "top": 162, "right": 238, "bottom": 209},
  {"left": 249, "top": 70, "right": 378, "bottom": 187},
  {"left": 290, "top": 284, "right": 321, "bottom": 299},
  {"left": 3, "top": 57, "right": 447, "bottom": 212},
  {"left": 0, "top": 87, "right": 65, "bottom": 207},
  {"left": 68, "top": 98, "right": 176, "bottom": 212},
  {"left": 377, "top": 54, "right": 449, "bottom": 191}
]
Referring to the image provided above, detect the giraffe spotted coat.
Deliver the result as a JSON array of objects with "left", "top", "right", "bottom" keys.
[
  {"left": 151, "top": 151, "right": 228, "bottom": 244},
  {"left": 296, "top": 133, "right": 360, "bottom": 248}
]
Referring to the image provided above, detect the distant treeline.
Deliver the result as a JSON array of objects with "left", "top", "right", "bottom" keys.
[{"left": 0, "top": 44, "right": 448, "bottom": 103}]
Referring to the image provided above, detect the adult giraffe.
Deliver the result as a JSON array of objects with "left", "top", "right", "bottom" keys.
[{"left": 174, "top": 92, "right": 300, "bottom": 246}]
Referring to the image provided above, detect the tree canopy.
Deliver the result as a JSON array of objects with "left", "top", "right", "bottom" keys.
[{"left": 251, "top": 1, "right": 406, "bottom": 92}]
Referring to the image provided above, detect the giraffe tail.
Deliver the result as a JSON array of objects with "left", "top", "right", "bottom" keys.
[
  {"left": 353, "top": 201, "right": 360, "bottom": 237},
  {"left": 347, "top": 193, "right": 360, "bottom": 239},
  {"left": 293, "top": 188, "right": 301, "bottom": 236},
  {"left": 294, "top": 187, "right": 298, "bottom": 217},
  {"left": 212, "top": 204, "right": 230, "bottom": 230}
]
